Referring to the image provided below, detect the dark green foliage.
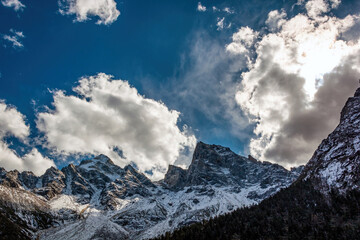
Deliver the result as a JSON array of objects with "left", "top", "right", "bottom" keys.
[{"left": 153, "top": 181, "right": 360, "bottom": 240}]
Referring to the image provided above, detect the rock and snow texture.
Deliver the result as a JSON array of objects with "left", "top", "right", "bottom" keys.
[
  {"left": 0, "top": 184, "right": 54, "bottom": 238},
  {"left": 3, "top": 87, "right": 359, "bottom": 239},
  {"left": 0, "top": 142, "right": 301, "bottom": 239},
  {"left": 301, "top": 88, "right": 360, "bottom": 194}
]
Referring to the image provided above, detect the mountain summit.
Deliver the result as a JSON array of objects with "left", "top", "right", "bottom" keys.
[
  {"left": 5, "top": 84, "right": 360, "bottom": 240},
  {"left": 164, "top": 142, "right": 301, "bottom": 197},
  {"left": 156, "top": 87, "right": 360, "bottom": 240},
  {"left": 0, "top": 142, "right": 300, "bottom": 239},
  {"left": 300, "top": 87, "right": 360, "bottom": 193},
  {"left": 7, "top": 84, "right": 360, "bottom": 240}
]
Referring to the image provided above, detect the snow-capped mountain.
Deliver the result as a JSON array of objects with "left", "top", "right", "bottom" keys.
[
  {"left": 152, "top": 88, "right": 360, "bottom": 240},
  {"left": 300, "top": 88, "right": 360, "bottom": 194},
  {"left": 0, "top": 142, "right": 302, "bottom": 240}
]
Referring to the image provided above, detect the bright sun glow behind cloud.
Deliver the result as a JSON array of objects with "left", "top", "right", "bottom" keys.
[
  {"left": 277, "top": 13, "right": 358, "bottom": 99},
  {"left": 228, "top": 0, "right": 360, "bottom": 167}
]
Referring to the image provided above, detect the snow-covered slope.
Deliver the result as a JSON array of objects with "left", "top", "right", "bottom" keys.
[
  {"left": 300, "top": 88, "right": 360, "bottom": 194},
  {"left": 0, "top": 143, "right": 302, "bottom": 239},
  {"left": 0, "top": 184, "right": 54, "bottom": 239}
]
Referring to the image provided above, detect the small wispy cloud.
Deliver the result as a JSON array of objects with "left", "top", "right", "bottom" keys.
[
  {"left": 197, "top": 2, "right": 206, "bottom": 12},
  {"left": 223, "top": 7, "right": 235, "bottom": 14},
  {"left": 212, "top": 6, "right": 219, "bottom": 12},
  {"left": 1, "top": 0, "right": 25, "bottom": 11},
  {"left": 216, "top": 17, "right": 225, "bottom": 30},
  {"left": 2, "top": 29, "right": 25, "bottom": 49},
  {"left": 211, "top": 6, "right": 234, "bottom": 14},
  {"left": 216, "top": 17, "right": 231, "bottom": 31}
]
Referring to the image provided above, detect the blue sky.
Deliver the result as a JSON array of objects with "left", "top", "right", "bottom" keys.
[{"left": 1, "top": 0, "right": 360, "bottom": 178}]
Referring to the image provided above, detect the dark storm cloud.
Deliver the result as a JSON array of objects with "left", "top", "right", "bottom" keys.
[
  {"left": 265, "top": 53, "right": 360, "bottom": 164},
  {"left": 232, "top": 0, "right": 360, "bottom": 167}
]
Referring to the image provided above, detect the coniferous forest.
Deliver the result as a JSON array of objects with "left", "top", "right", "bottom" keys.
[{"left": 154, "top": 181, "right": 360, "bottom": 240}]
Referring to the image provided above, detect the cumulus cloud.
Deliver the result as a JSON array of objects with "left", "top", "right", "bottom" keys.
[
  {"left": 197, "top": 2, "right": 206, "bottom": 12},
  {"left": 230, "top": 0, "right": 360, "bottom": 167},
  {"left": 295, "top": 0, "right": 341, "bottom": 19},
  {"left": 2, "top": 29, "right": 25, "bottom": 49},
  {"left": 265, "top": 10, "right": 287, "bottom": 31},
  {"left": 226, "top": 26, "right": 259, "bottom": 56},
  {"left": 0, "top": 102, "right": 55, "bottom": 175},
  {"left": 0, "top": 102, "right": 29, "bottom": 140},
  {"left": 1, "top": 0, "right": 25, "bottom": 11},
  {"left": 21, "top": 149, "right": 55, "bottom": 175},
  {"left": 36, "top": 73, "right": 196, "bottom": 180},
  {"left": 305, "top": 0, "right": 330, "bottom": 19},
  {"left": 59, "top": 0, "right": 120, "bottom": 25}
]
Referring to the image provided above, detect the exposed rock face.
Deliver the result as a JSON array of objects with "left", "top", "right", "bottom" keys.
[
  {"left": 163, "top": 165, "right": 186, "bottom": 189},
  {"left": 36, "top": 167, "right": 66, "bottom": 200},
  {"left": 155, "top": 88, "right": 360, "bottom": 240},
  {"left": 300, "top": 88, "right": 360, "bottom": 194},
  {"left": 0, "top": 87, "right": 353, "bottom": 240},
  {"left": 164, "top": 142, "right": 299, "bottom": 200},
  {"left": 0, "top": 184, "right": 54, "bottom": 239},
  {"left": 0, "top": 143, "right": 301, "bottom": 240}
]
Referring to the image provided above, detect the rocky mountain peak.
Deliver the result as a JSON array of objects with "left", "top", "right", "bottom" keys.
[
  {"left": 340, "top": 87, "right": 360, "bottom": 123},
  {"left": 123, "top": 164, "right": 136, "bottom": 173},
  {"left": 354, "top": 87, "right": 360, "bottom": 97},
  {"left": 191, "top": 141, "right": 238, "bottom": 167},
  {"left": 300, "top": 87, "right": 360, "bottom": 193},
  {"left": 93, "top": 154, "right": 114, "bottom": 164},
  {"left": 0, "top": 142, "right": 303, "bottom": 240},
  {"left": 164, "top": 141, "right": 300, "bottom": 195},
  {"left": 248, "top": 155, "right": 258, "bottom": 163},
  {"left": 163, "top": 165, "right": 186, "bottom": 189},
  {"left": 193, "top": 141, "right": 232, "bottom": 157},
  {"left": 79, "top": 154, "right": 116, "bottom": 169}
]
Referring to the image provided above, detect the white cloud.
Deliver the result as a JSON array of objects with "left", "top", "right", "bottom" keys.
[
  {"left": 36, "top": 73, "right": 196, "bottom": 180},
  {"left": 298, "top": 0, "right": 341, "bottom": 19},
  {"left": 230, "top": 0, "right": 360, "bottom": 167},
  {"left": 216, "top": 17, "right": 225, "bottom": 30},
  {"left": 197, "top": 2, "right": 206, "bottom": 12},
  {"left": 265, "top": 10, "right": 287, "bottom": 31},
  {"left": 1, "top": 0, "right": 25, "bottom": 11},
  {"left": 22, "top": 149, "right": 55, "bottom": 175},
  {"left": 0, "top": 102, "right": 55, "bottom": 175},
  {"left": 59, "top": 0, "right": 120, "bottom": 25},
  {"left": 215, "top": 14, "right": 233, "bottom": 31},
  {"left": 226, "top": 26, "right": 259, "bottom": 59},
  {"left": 305, "top": 0, "right": 330, "bottom": 19},
  {"left": 329, "top": 0, "right": 341, "bottom": 8},
  {"left": 3, "top": 29, "right": 24, "bottom": 49},
  {"left": 212, "top": 6, "right": 219, "bottom": 12},
  {"left": 223, "top": 7, "right": 234, "bottom": 14},
  {"left": 0, "top": 102, "right": 29, "bottom": 140},
  {"left": 13, "top": 30, "right": 24, "bottom": 38}
]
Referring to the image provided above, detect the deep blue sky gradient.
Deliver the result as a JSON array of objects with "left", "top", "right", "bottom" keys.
[{"left": 1, "top": 0, "right": 358, "bottom": 167}]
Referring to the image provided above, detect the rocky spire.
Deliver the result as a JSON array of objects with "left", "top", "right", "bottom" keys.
[{"left": 300, "top": 87, "right": 360, "bottom": 193}]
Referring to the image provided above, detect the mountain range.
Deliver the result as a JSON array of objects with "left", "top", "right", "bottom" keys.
[
  {"left": 0, "top": 140, "right": 301, "bottom": 239},
  {"left": 154, "top": 88, "right": 360, "bottom": 240},
  {"left": 1, "top": 87, "right": 360, "bottom": 240}
]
